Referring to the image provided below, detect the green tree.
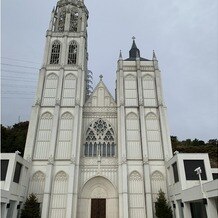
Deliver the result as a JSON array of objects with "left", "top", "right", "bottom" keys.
[
  {"left": 1, "top": 121, "right": 29, "bottom": 156},
  {"left": 171, "top": 136, "right": 218, "bottom": 168},
  {"left": 21, "top": 193, "right": 40, "bottom": 218},
  {"left": 155, "top": 189, "right": 173, "bottom": 218}
]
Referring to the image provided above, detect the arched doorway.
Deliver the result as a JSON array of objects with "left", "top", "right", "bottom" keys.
[{"left": 77, "top": 176, "right": 118, "bottom": 218}]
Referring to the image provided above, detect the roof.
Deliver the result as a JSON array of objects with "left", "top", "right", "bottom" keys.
[{"left": 124, "top": 39, "right": 150, "bottom": 61}]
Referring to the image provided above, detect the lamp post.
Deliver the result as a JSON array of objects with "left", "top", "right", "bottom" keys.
[{"left": 194, "top": 167, "right": 204, "bottom": 197}]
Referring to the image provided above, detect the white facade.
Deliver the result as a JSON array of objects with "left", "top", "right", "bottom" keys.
[
  {"left": 1, "top": 2, "right": 217, "bottom": 218},
  {"left": 22, "top": 1, "right": 173, "bottom": 217},
  {"left": 0, "top": 153, "right": 31, "bottom": 218}
]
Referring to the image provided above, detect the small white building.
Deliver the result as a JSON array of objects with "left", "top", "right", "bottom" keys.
[
  {"left": 167, "top": 153, "right": 218, "bottom": 218},
  {"left": 0, "top": 153, "right": 31, "bottom": 218}
]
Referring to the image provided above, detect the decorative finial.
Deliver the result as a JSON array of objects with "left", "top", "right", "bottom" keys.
[
  {"left": 119, "top": 50, "right": 123, "bottom": 60},
  {"left": 153, "top": 50, "right": 157, "bottom": 60},
  {"left": 132, "top": 36, "right": 136, "bottom": 41},
  {"left": 99, "top": 75, "right": 103, "bottom": 81}
]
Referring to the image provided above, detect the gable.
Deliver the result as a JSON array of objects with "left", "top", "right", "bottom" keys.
[{"left": 85, "top": 81, "right": 116, "bottom": 107}]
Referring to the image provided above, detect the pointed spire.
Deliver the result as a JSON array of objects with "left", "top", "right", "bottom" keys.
[
  {"left": 119, "top": 50, "right": 123, "bottom": 60},
  {"left": 153, "top": 50, "right": 157, "bottom": 60},
  {"left": 129, "top": 36, "right": 141, "bottom": 59},
  {"left": 52, "top": 7, "right": 55, "bottom": 13}
]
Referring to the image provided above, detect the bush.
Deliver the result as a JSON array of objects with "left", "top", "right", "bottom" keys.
[
  {"left": 21, "top": 193, "right": 40, "bottom": 218},
  {"left": 155, "top": 189, "right": 173, "bottom": 218}
]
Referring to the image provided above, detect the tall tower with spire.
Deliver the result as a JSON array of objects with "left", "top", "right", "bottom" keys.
[
  {"left": 116, "top": 38, "right": 172, "bottom": 218},
  {"left": 24, "top": 1, "right": 172, "bottom": 218},
  {"left": 24, "top": 0, "right": 90, "bottom": 217}
]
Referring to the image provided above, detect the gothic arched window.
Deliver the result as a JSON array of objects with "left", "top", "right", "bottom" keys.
[
  {"left": 70, "top": 12, "right": 79, "bottom": 32},
  {"left": 57, "top": 9, "right": 66, "bottom": 32},
  {"left": 50, "top": 41, "right": 61, "bottom": 64},
  {"left": 68, "top": 41, "right": 77, "bottom": 64},
  {"left": 84, "top": 119, "right": 116, "bottom": 157}
]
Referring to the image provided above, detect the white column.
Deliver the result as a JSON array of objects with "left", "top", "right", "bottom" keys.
[
  {"left": 48, "top": 105, "right": 60, "bottom": 159},
  {"left": 120, "top": 105, "right": 129, "bottom": 218},
  {"left": 11, "top": 201, "right": 18, "bottom": 218},
  {"left": 4, "top": 156, "right": 15, "bottom": 191},
  {"left": 61, "top": 36, "right": 68, "bottom": 65},
  {"left": 118, "top": 165, "right": 123, "bottom": 218},
  {"left": 24, "top": 105, "right": 40, "bottom": 159},
  {"left": 174, "top": 201, "right": 181, "bottom": 218},
  {"left": 137, "top": 68, "right": 154, "bottom": 217},
  {"left": 155, "top": 69, "right": 173, "bottom": 159},
  {"left": 41, "top": 164, "right": 53, "bottom": 218},
  {"left": 48, "top": 67, "right": 63, "bottom": 158},
  {"left": 35, "top": 68, "right": 46, "bottom": 103},
  {"left": 1, "top": 203, "right": 7, "bottom": 218},
  {"left": 206, "top": 198, "right": 217, "bottom": 218},
  {"left": 24, "top": 67, "right": 46, "bottom": 160},
  {"left": 42, "top": 34, "right": 52, "bottom": 66},
  {"left": 137, "top": 70, "right": 151, "bottom": 217},
  {"left": 72, "top": 108, "right": 83, "bottom": 218},
  {"left": 117, "top": 60, "right": 129, "bottom": 218},
  {"left": 66, "top": 105, "right": 79, "bottom": 218},
  {"left": 66, "top": 164, "right": 75, "bottom": 218},
  {"left": 65, "top": 12, "right": 71, "bottom": 32},
  {"left": 159, "top": 106, "right": 173, "bottom": 160},
  {"left": 183, "top": 202, "right": 192, "bottom": 218},
  {"left": 56, "top": 68, "right": 64, "bottom": 102},
  {"left": 118, "top": 107, "right": 123, "bottom": 218}
]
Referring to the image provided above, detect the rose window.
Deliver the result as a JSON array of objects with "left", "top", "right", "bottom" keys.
[{"left": 84, "top": 119, "right": 116, "bottom": 157}]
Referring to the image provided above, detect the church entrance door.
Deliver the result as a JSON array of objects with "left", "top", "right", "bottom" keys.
[{"left": 91, "top": 199, "right": 106, "bottom": 218}]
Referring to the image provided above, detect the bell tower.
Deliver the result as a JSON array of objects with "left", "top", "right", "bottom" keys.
[
  {"left": 24, "top": 0, "right": 89, "bottom": 217},
  {"left": 116, "top": 38, "right": 173, "bottom": 218}
]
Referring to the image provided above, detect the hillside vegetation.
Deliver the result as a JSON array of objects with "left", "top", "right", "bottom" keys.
[
  {"left": 171, "top": 136, "right": 218, "bottom": 168},
  {"left": 1, "top": 122, "right": 217, "bottom": 167}
]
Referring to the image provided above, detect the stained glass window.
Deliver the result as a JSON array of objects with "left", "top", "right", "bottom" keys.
[{"left": 84, "top": 119, "right": 116, "bottom": 157}]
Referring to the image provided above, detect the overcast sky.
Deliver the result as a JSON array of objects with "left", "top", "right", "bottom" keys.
[{"left": 1, "top": 0, "right": 218, "bottom": 141}]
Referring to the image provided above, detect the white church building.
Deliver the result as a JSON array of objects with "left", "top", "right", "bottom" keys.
[
  {"left": 1, "top": 0, "right": 217, "bottom": 218},
  {"left": 24, "top": 0, "right": 172, "bottom": 217}
]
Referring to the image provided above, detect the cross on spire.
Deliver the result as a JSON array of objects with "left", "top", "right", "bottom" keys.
[{"left": 132, "top": 36, "right": 136, "bottom": 40}]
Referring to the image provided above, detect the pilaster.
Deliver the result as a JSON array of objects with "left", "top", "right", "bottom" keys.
[
  {"left": 43, "top": 33, "right": 52, "bottom": 66},
  {"left": 41, "top": 163, "right": 53, "bottom": 218},
  {"left": 24, "top": 104, "right": 40, "bottom": 160},
  {"left": 72, "top": 108, "right": 83, "bottom": 218},
  {"left": 61, "top": 36, "right": 68, "bottom": 65},
  {"left": 120, "top": 77, "right": 129, "bottom": 218},
  {"left": 206, "top": 198, "right": 217, "bottom": 218},
  {"left": 65, "top": 12, "right": 71, "bottom": 32},
  {"left": 24, "top": 67, "right": 46, "bottom": 160},
  {"left": 56, "top": 68, "right": 64, "bottom": 102},
  {"left": 1, "top": 203, "right": 7, "bottom": 218},
  {"left": 183, "top": 202, "right": 192, "bottom": 218},
  {"left": 159, "top": 106, "right": 173, "bottom": 160},
  {"left": 66, "top": 163, "right": 75, "bottom": 218},
  {"left": 35, "top": 68, "right": 46, "bottom": 102},
  {"left": 48, "top": 104, "right": 60, "bottom": 159}
]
